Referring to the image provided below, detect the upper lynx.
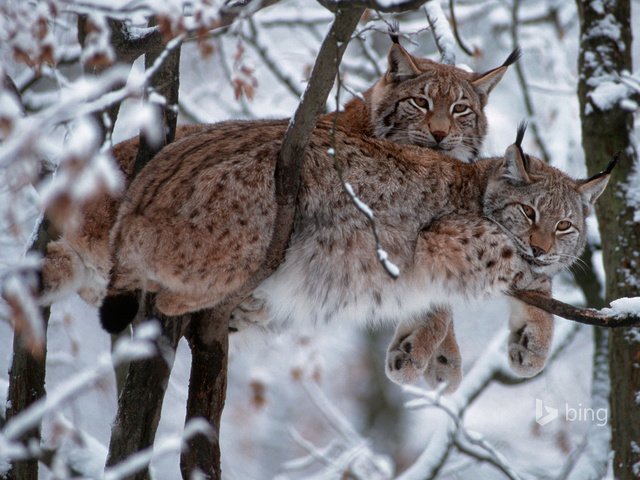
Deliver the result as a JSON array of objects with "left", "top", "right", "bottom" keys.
[{"left": 101, "top": 122, "right": 611, "bottom": 382}]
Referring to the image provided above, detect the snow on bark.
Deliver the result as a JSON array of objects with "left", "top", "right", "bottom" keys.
[{"left": 424, "top": 0, "right": 456, "bottom": 65}]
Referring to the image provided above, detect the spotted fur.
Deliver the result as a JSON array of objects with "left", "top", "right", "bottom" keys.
[{"left": 102, "top": 123, "right": 611, "bottom": 381}]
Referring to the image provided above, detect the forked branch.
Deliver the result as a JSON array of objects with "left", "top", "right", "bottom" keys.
[{"left": 511, "top": 290, "right": 640, "bottom": 328}]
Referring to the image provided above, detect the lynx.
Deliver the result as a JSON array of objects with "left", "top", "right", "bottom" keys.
[
  {"left": 39, "top": 39, "right": 518, "bottom": 389},
  {"left": 100, "top": 123, "right": 611, "bottom": 383}
]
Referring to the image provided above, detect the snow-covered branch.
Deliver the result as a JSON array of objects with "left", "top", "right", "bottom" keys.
[
  {"left": 0, "top": 322, "right": 159, "bottom": 468},
  {"left": 424, "top": 1, "right": 456, "bottom": 65},
  {"left": 319, "top": 0, "right": 430, "bottom": 13},
  {"left": 512, "top": 290, "right": 640, "bottom": 328}
]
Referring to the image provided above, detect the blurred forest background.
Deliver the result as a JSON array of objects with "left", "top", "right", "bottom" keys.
[{"left": 0, "top": 0, "right": 639, "bottom": 479}]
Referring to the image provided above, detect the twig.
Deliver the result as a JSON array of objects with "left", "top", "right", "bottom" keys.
[
  {"left": 448, "top": 0, "right": 475, "bottom": 57},
  {"left": 330, "top": 62, "right": 400, "bottom": 279},
  {"left": 403, "top": 386, "right": 523, "bottom": 480},
  {"left": 318, "top": 0, "right": 430, "bottom": 13},
  {"left": 243, "top": 18, "right": 304, "bottom": 99},
  {"left": 510, "top": 290, "right": 640, "bottom": 327},
  {"left": 510, "top": 0, "right": 551, "bottom": 163}
]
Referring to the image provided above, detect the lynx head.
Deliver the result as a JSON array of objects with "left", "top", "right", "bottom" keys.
[
  {"left": 369, "top": 39, "right": 520, "bottom": 162},
  {"left": 483, "top": 124, "right": 614, "bottom": 276}
]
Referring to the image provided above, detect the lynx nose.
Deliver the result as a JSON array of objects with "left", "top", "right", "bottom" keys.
[
  {"left": 432, "top": 130, "right": 447, "bottom": 143},
  {"left": 531, "top": 245, "right": 547, "bottom": 257}
]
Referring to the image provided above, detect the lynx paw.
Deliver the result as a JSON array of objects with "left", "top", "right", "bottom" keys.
[
  {"left": 229, "top": 295, "right": 268, "bottom": 332},
  {"left": 508, "top": 325, "right": 548, "bottom": 377},
  {"left": 424, "top": 351, "right": 462, "bottom": 393},
  {"left": 385, "top": 333, "right": 431, "bottom": 385}
]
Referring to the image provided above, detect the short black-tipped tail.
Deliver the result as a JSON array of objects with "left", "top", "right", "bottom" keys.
[{"left": 100, "top": 293, "right": 139, "bottom": 333}]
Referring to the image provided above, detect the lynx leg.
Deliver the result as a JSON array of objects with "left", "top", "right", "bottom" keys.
[
  {"left": 507, "top": 281, "right": 554, "bottom": 377},
  {"left": 424, "top": 319, "right": 462, "bottom": 393},
  {"left": 386, "top": 305, "right": 451, "bottom": 385},
  {"left": 40, "top": 240, "right": 89, "bottom": 304}
]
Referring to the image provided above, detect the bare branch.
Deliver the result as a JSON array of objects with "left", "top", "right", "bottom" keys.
[
  {"left": 242, "top": 18, "right": 304, "bottom": 100},
  {"left": 448, "top": 0, "right": 475, "bottom": 57},
  {"left": 510, "top": 290, "right": 640, "bottom": 328},
  {"left": 510, "top": 0, "right": 551, "bottom": 163}
]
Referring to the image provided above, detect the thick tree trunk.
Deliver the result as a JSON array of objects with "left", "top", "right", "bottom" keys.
[
  {"left": 180, "top": 311, "right": 229, "bottom": 479},
  {"left": 105, "top": 296, "right": 188, "bottom": 477},
  {"left": 576, "top": 1, "right": 639, "bottom": 478},
  {"left": 178, "top": 7, "right": 364, "bottom": 477},
  {"left": 105, "top": 29, "right": 182, "bottom": 477}
]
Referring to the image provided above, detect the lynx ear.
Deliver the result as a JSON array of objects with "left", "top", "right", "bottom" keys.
[
  {"left": 501, "top": 121, "right": 531, "bottom": 183},
  {"left": 472, "top": 47, "right": 521, "bottom": 97},
  {"left": 387, "top": 43, "right": 421, "bottom": 82},
  {"left": 578, "top": 154, "right": 618, "bottom": 210}
]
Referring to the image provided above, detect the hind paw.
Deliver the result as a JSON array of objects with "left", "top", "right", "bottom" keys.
[
  {"left": 424, "top": 350, "right": 462, "bottom": 393},
  {"left": 508, "top": 325, "right": 548, "bottom": 377},
  {"left": 385, "top": 333, "right": 431, "bottom": 385}
]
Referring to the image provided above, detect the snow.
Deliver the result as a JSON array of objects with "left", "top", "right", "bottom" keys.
[
  {"left": 344, "top": 182, "right": 373, "bottom": 220},
  {"left": 609, "top": 297, "right": 640, "bottom": 315},
  {"left": 589, "top": 80, "right": 630, "bottom": 111},
  {"left": 424, "top": 1, "right": 456, "bottom": 65},
  {"left": 376, "top": 248, "right": 400, "bottom": 278}
]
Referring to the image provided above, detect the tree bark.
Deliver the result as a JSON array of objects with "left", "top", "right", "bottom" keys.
[
  {"left": 178, "top": 6, "right": 364, "bottom": 478},
  {"left": 180, "top": 310, "right": 229, "bottom": 480},
  {"left": 4, "top": 219, "right": 55, "bottom": 480},
  {"left": 105, "top": 296, "right": 188, "bottom": 477},
  {"left": 105, "top": 27, "right": 183, "bottom": 477},
  {"left": 576, "top": 1, "right": 639, "bottom": 478}
]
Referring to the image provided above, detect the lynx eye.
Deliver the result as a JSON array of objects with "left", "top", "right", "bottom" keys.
[
  {"left": 452, "top": 104, "right": 469, "bottom": 114},
  {"left": 556, "top": 220, "right": 572, "bottom": 232},
  {"left": 411, "top": 97, "right": 429, "bottom": 110},
  {"left": 519, "top": 204, "right": 536, "bottom": 222}
]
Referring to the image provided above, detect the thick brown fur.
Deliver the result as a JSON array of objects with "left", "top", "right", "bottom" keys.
[{"left": 105, "top": 121, "right": 610, "bottom": 381}]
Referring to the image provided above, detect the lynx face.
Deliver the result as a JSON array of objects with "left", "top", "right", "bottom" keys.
[
  {"left": 483, "top": 139, "right": 610, "bottom": 277},
  {"left": 370, "top": 43, "right": 519, "bottom": 162}
]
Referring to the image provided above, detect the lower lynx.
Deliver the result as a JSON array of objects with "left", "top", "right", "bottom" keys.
[{"left": 101, "top": 123, "right": 611, "bottom": 383}]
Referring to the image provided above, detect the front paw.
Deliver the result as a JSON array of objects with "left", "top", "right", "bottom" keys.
[
  {"left": 508, "top": 325, "right": 549, "bottom": 377},
  {"left": 385, "top": 334, "right": 431, "bottom": 385},
  {"left": 424, "top": 351, "right": 462, "bottom": 393}
]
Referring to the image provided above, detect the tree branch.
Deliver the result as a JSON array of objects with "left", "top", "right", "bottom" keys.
[
  {"left": 510, "top": 290, "right": 640, "bottom": 328},
  {"left": 318, "top": 0, "right": 430, "bottom": 13},
  {"left": 448, "top": 0, "right": 475, "bottom": 57},
  {"left": 241, "top": 6, "right": 364, "bottom": 288},
  {"left": 510, "top": 0, "right": 551, "bottom": 164}
]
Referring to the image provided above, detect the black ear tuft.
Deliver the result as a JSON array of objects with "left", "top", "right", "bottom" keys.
[
  {"left": 100, "top": 293, "right": 139, "bottom": 334},
  {"left": 388, "top": 20, "right": 400, "bottom": 44},
  {"left": 603, "top": 152, "right": 620, "bottom": 175},
  {"left": 502, "top": 47, "right": 522, "bottom": 67},
  {"left": 583, "top": 151, "right": 620, "bottom": 184},
  {"left": 515, "top": 121, "right": 528, "bottom": 148}
]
